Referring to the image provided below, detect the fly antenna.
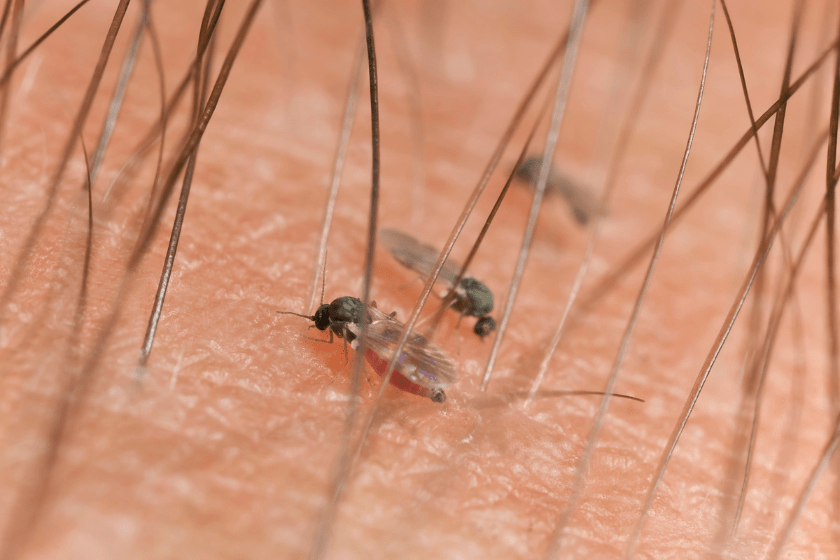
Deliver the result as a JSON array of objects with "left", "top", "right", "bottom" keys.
[{"left": 276, "top": 310, "right": 314, "bottom": 320}]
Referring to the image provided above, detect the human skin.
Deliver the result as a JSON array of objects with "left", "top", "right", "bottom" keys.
[{"left": 0, "top": 0, "right": 836, "bottom": 558}]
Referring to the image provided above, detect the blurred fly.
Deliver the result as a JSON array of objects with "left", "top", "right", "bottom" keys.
[
  {"left": 379, "top": 228, "right": 496, "bottom": 338},
  {"left": 279, "top": 295, "right": 456, "bottom": 403},
  {"left": 515, "top": 157, "right": 601, "bottom": 226}
]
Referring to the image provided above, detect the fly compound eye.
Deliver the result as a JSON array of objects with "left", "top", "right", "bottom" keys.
[
  {"left": 313, "top": 305, "right": 332, "bottom": 330},
  {"left": 474, "top": 316, "right": 496, "bottom": 337}
]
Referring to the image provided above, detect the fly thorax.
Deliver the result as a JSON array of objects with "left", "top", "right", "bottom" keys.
[
  {"left": 460, "top": 277, "right": 494, "bottom": 317},
  {"left": 329, "top": 296, "right": 367, "bottom": 325}
]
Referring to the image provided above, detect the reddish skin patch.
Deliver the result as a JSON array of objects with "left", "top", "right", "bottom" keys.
[{"left": 364, "top": 348, "right": 437, "bottom": 400}]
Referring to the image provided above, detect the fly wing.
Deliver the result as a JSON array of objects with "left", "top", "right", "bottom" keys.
[
  {"left": 379, "top": 228, "right": 461, "bottom": 288},
  {"left": 347, "top": 305, "right": 457, "bottom": 388}
]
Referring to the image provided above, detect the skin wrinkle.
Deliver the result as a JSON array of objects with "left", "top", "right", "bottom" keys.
[{"left": 0, "top": 0, "right": 835, "bottom": 558}]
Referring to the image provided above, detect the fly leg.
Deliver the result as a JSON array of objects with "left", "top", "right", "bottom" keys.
[
  {"left": 300, "top": 326, "right": 333, "bottom": 344},
  {"left": 454, "top": 310, "right": 466, "bottom": 356},
  {"left": 329, "top": 326, "right": 374, "bottom": 392}
]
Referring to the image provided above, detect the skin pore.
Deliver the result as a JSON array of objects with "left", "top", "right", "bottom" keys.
[{"left": 0, "top": 0, "right": 836, "bottom": 558}]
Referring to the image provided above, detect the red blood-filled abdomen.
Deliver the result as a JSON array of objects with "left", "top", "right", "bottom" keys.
[{"left": 365, "top": 348, "right": 435, "bottom": 400}]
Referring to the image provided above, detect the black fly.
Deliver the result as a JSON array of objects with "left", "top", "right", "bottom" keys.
[
  {"left": 379, "top": 228, "right": 496, "bottom": 338},
  {"left": 279, "top": 296, "right": 456, "bottom": 403},
  {"left": 515, "top": 157, "right": 600, "bottom": 226}
]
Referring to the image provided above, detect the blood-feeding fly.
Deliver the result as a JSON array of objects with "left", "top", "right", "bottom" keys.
[
  {"left": 279, "top": 296, "right": 457, "bottom": 403},
  {"left": 379, "top": 228, "right": 496, "bottom": 338},
  {"left": 515, "top": 157, "right": 601, "bottom": 226}
]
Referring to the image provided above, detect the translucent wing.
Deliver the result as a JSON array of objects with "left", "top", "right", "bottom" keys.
[
  {"left": 347, "top": 305, "right": 457, "bottom": 388},
  {"left": 379, "top": 228, "right": 461, "bottom": 288}
]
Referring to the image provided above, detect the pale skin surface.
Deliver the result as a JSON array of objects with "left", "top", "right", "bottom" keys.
[{"left": 0, "top": 0, "right": 837, "bottom": 558}]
